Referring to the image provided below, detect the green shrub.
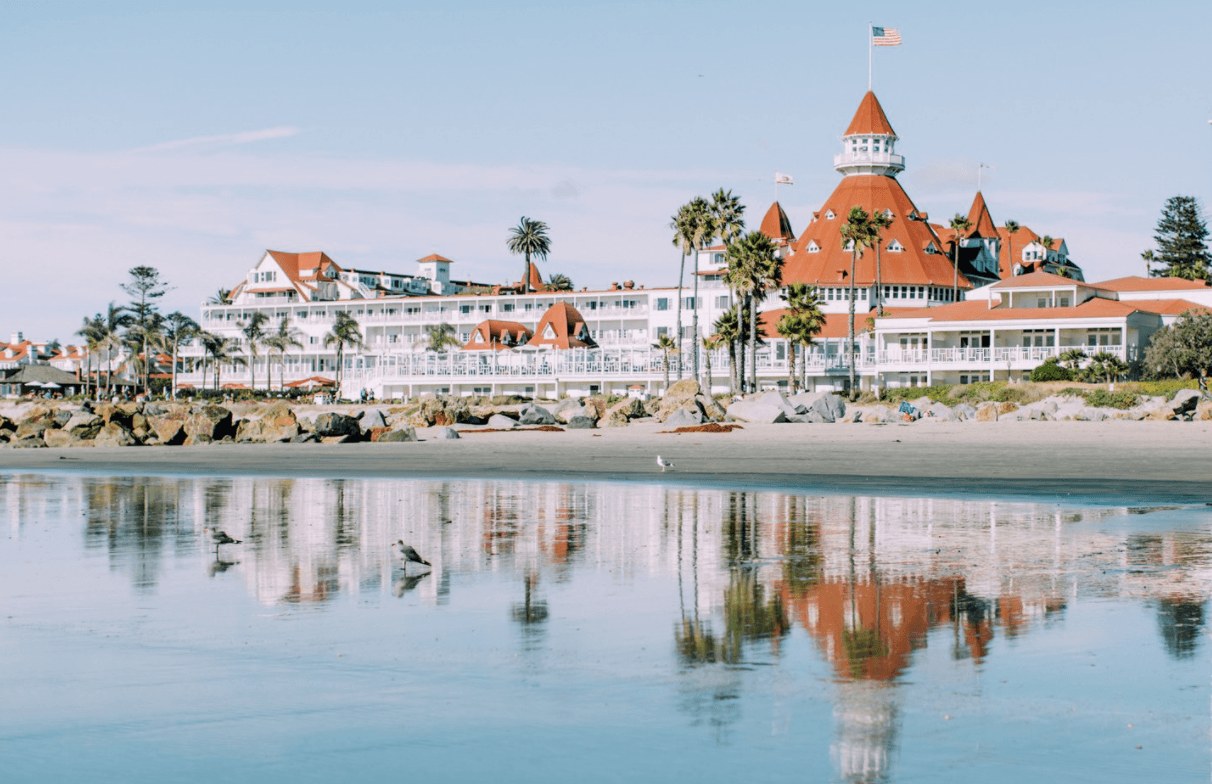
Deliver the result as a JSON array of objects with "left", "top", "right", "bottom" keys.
[
  {"left": 1029, "top": 359, "right": 1073, "bottom": 382},
  {"left": 1079, "top": 389, "right": 1140, "bottom": 409}
]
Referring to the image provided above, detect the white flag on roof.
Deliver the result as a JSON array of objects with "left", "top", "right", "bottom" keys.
[{"left": 775, "top": 172, "right": 794, "bottom": 185}]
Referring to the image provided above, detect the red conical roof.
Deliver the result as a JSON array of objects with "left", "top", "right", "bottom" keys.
[
  {"left": 843, "top": 91, "right": 897, "bottom": 137},
  {"left": 758, "top": 201, "right": 796, "bottom": 243},
  {"left": 964, "top": 191, "right": 998, "bottom": 239},
  {"left": 782, "top": 174, "right": 969, "bottom": 289}
]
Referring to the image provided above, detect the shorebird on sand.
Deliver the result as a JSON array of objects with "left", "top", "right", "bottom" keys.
[
  {"left": 657, "top": 455, "right": 675, "bottom": 472},
  {"left": 394, "top": 540, "right": 431, "bottom": 568},
  {"left": 203, "top": 527, "right": 241, "bottom": 555}
]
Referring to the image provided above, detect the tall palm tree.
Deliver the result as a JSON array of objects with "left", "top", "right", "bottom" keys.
[
  {"left": 126, "top": 311, "right": 165, "bottom": 395},
  {"left": 423, "top": 322, "right": 460, "bottom": 352},
  {"left": 778, "top": 283, "right": 825, "bottom": 394},
  {"left": 1003, "top": 219, "right": 1021, "bottom": 275},
  {"left": 96, "top": 302, "right": 132, "bottom": 396},
  {"left": 199, "top": 331, "right": 245, "bottom": 392},
  {"left": 706, "top": 189, "right": 746, "bottom": 382},
  {"left": 714, "top": 307, "right": 742, "bottom": 396},
  {"left": 324, "top": 311, "right": 364, "bottom": 393},
  {"left": 263, "top": 316, "right": 303, "bottom": 391},
  {"left": 507, "top": 217, "right": 551, "bottom": 294},
  {"left": 1141, "top": 249, "right": 1157, "bottom": 277},
  {"left": 240, "top": 311, "right": 269, "bottom": 392},
  {"left": 653, "top": 333, "right": 678, "bottom": 391},
  {"left": 75, "top": 314, "right": 105, "bottom": 398},
  {"left": 700, "top": 335, "right": 724, "bottom": 395},
  {"left": 870, "top": 211, "right": 893, "bottom": 315},
  {"left": 161, "top": 312, "right": 199, "bottom": 399},
  {"left": 725, "top": 231, "right": 781, "bottom": 395},
  {"left": 841, "top": 208, "right": 877, "bottom": 398},
  {"left": 1037, "top": 235, "right": 1055, "bottom": 271},
  {"left": 671, "top": 198, "right": 714, "bottom": 381},
  {"left": 948, "top": 214, "right": 972, "bottom": 304},
  {"left": 547, "top": 273, "right": 574, "bottom": 291}
]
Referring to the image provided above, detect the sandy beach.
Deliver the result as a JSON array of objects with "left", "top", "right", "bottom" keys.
[{"left": 0, "top": 419, "right": 1208, "bottom": 503}]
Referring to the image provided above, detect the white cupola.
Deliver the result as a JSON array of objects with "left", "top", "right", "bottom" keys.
[{"left": 833, "top": 91, "right": 905, "bottom": 177}]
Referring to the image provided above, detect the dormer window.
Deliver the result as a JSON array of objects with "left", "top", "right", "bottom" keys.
[
  {"left": 825, "top": 210, "right": 836, "bottom": 220},
  {"left": 843, "top": 239, "right": 855, "bottom": 251},
  {"left": 887, "top": 239, "right": 903, "bottom": 252},
  {"left": 882, "top": 209, "right": 894, "bottom": 219},
  {"left": 807, "top": 241, "right": 820, "bottom": 253}
]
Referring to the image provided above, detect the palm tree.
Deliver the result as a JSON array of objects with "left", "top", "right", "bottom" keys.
[
  {"left": 324, "top": 311, "right": 364, "bottom": 394},
  {"left": 423, "top": 322, "right": 460, "bottom": 352},
  {"left": 700, "top": 335, "right": 724, "bottom": 395},
  {"left": 841, "top": 208, "right": 878, "bottom": 399},
  {"left": 1141, "top": 249, "right": 1157, "bottom": 277},
  {"left": 870, "top": 210, "right": 893, "bottom": 315},
  {"left": 1004, "top": 219, "right": 1021, "bottom": 275},
  {"left": 948, "top": 214, "right": 972, "bottom": 304},
  {"left": 206, "top": 288, "right": 233, "bottom": 306},
  {"left": 161, "top": 312, "right": 199, "bottom": 398},
  {"left": 547, "top": 273, "right": 574, "bottom": 291},
  {"left": 671, "top": 199, "right": 712, "bottom": 379},
  {"left": 653, "top": 333, "right": 678, "bottom": 391},
  {"left": 199, "top": 331, "right": 245, "bottom": 392},
  {"left": 1059, "top": 348, "right": 1087, "bottom": 374},
  {"left": 96, "top": 302, "right": 132, "bottom": 396},
  {"left": 263, "top": 317, "right": 303, "bottom": 391},
  {"left": 75, "top": 314, "right": 105, "bottom": 398},
  {"left": 714, "top": 307, "right": 742, "bottom": 396},
  {"left": 240, "top": 311, "right": 269, "bottom": 392},
  {"left": 778, "top": 283, "right": 825, "bottom": 394},
  {"left": 128, "top": 311, "right": 166, "bottom": 395},
  {"left": 706, "top": 189, "right": 746, "bottom": 382},
  {"left": 725, "top": 231, "right": 781, "bottom": 395},
  {"left": 507, "top": 217, "right": 551, "bottom": 294}
]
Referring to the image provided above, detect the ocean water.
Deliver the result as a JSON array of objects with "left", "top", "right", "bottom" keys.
[{"left": 0, "top": 472, "right": 1208, "bottom": 783}]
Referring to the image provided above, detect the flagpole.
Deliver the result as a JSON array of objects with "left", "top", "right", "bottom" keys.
[{"left": 868, "top": 22, "right": 873, "bottom": 90}]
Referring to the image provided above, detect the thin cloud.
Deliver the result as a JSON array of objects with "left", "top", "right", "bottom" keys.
[{"left": 134, "top": 126, "right": 302, "bottom": 152}]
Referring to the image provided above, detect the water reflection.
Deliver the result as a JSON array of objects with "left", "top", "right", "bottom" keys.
[{"left": 1, "top": 473, "right": 1209, "bottom": 782}]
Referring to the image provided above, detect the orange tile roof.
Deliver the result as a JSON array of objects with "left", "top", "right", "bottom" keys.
[
  {"left": 996, "top": 224, "right": 1041, "bottom": 279},
  {"left": 1091, "top": 275, "right": 1210, "bottom": 292},
  {"left": 990, "top": 270, "right": 1098, "bottom": 290},
  {"left": 782, "top": 174, "right": 968, "bottom": 289},
  {"left": 514, "top": 261, "right": 545, "bottom": 292},
  {"left": 461, "top": 319, "right": 534, "bottom": 351},
  {"left": 1126, "top": 298, "right": 1212, "bottom": 315},
  {"left": 527, "top": 302, "right": 595, "bottom": 349},
  {"left": 758, "top": 201, "right": 796, "bottom": 242},
  {"left": 418, "top": 253, "right": 454, "bottom": 263},
  {"left": 265, "top": 250, "right": 340, "bottom": 301},
  {"left": 914, "top": 297, "right": 1141, "bottom": 323},
  {"left": 843, "top": 91, "right": 897, "bottom": 137},
  {"left": 758, "top": 308, "right": 876, "bottom": 339},
  {"left": 964, "top": 191, "right": 998, "bottom": 239}
]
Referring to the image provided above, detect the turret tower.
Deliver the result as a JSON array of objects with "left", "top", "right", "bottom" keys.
[{"left": 833, "top": 91, "right": 905, "bottom": 177}]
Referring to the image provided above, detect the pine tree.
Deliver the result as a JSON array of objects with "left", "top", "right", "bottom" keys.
[{"left": 1147, "top": 196, "right": 1211, "bottom": 280}]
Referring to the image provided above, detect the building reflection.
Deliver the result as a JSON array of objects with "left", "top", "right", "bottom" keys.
[{"left": 5, "top": 472, "right": 1209, "bottom": 779}]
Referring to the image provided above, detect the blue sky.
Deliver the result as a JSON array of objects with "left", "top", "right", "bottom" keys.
[{"left": 2, "top": 0, "right": 1209, "bottom": 341}]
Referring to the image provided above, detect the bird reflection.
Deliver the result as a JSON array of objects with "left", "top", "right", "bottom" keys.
[
  {"left": 392, "top": 570, "right": 430, "bottom": 597},
  {"left": 208, "top": 557, "right": 239, "bottom": 577},
  {"left": 204, "top": 527, "right": 242, "bottom": 556},
  {"left": 511, "top": 570, "right": 548, "bottom": 624}
]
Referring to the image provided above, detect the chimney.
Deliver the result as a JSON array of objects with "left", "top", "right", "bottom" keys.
[{"left": 10, "top": 331, "right": 22, "bottom": 344}]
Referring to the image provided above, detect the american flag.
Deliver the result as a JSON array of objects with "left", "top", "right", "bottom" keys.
[{"left": 872, "top": 26, "right": 902, "bottom": 46}]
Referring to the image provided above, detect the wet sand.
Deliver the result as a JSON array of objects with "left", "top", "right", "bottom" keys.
[{"left": 0, "top": 419, "right": 1209, "bottom": 504}]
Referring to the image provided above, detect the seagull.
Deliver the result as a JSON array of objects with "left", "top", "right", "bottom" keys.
[
  {"left": 657, "top": 455, "right": 675, "bottom": 472},
  {"left": 394, "top": 540, "right": 431, "bottom": 567},
  {"left": 203, "top": 527, "right": 241, "bottom": 555}
]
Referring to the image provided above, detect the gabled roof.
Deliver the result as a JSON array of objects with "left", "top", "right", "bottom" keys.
[
  {"left": 2, "top": 364, "right": 80, "bottom": 384},
  {"left": 964, "top": 191, "right": 998, "bottom": 239},
  {"left": 462, "top": 320, "right": 534, "bottom": 351},
  {"left": 782, "top": 174, "right": 969, "bottom": 289},
  {"left": 991, "top": 270, "right": 1097, "bottom": 290},
  {"left": 996, "top": 223, "right": 1041, "bottom": 279},
  {"left": 1091, "top": 275, "right": 1210, "bottom": 292},
  {"left": 758, "top": 201, "right": 796, "bottom": 243},
  {"left": 515, "top": 261, "right": 545, "bottom": 292},
  {"left": 527, "top": 302, "right": 596, "bottom": 349},
  {"left": 843, "top": 91, "right": 897, "bottom": 137},
  {"left": 263, "top": 250, "right": 341, "bottom": 302},
  {"left": 417, "top": 254, "right": 454, "bottom": 263}
]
